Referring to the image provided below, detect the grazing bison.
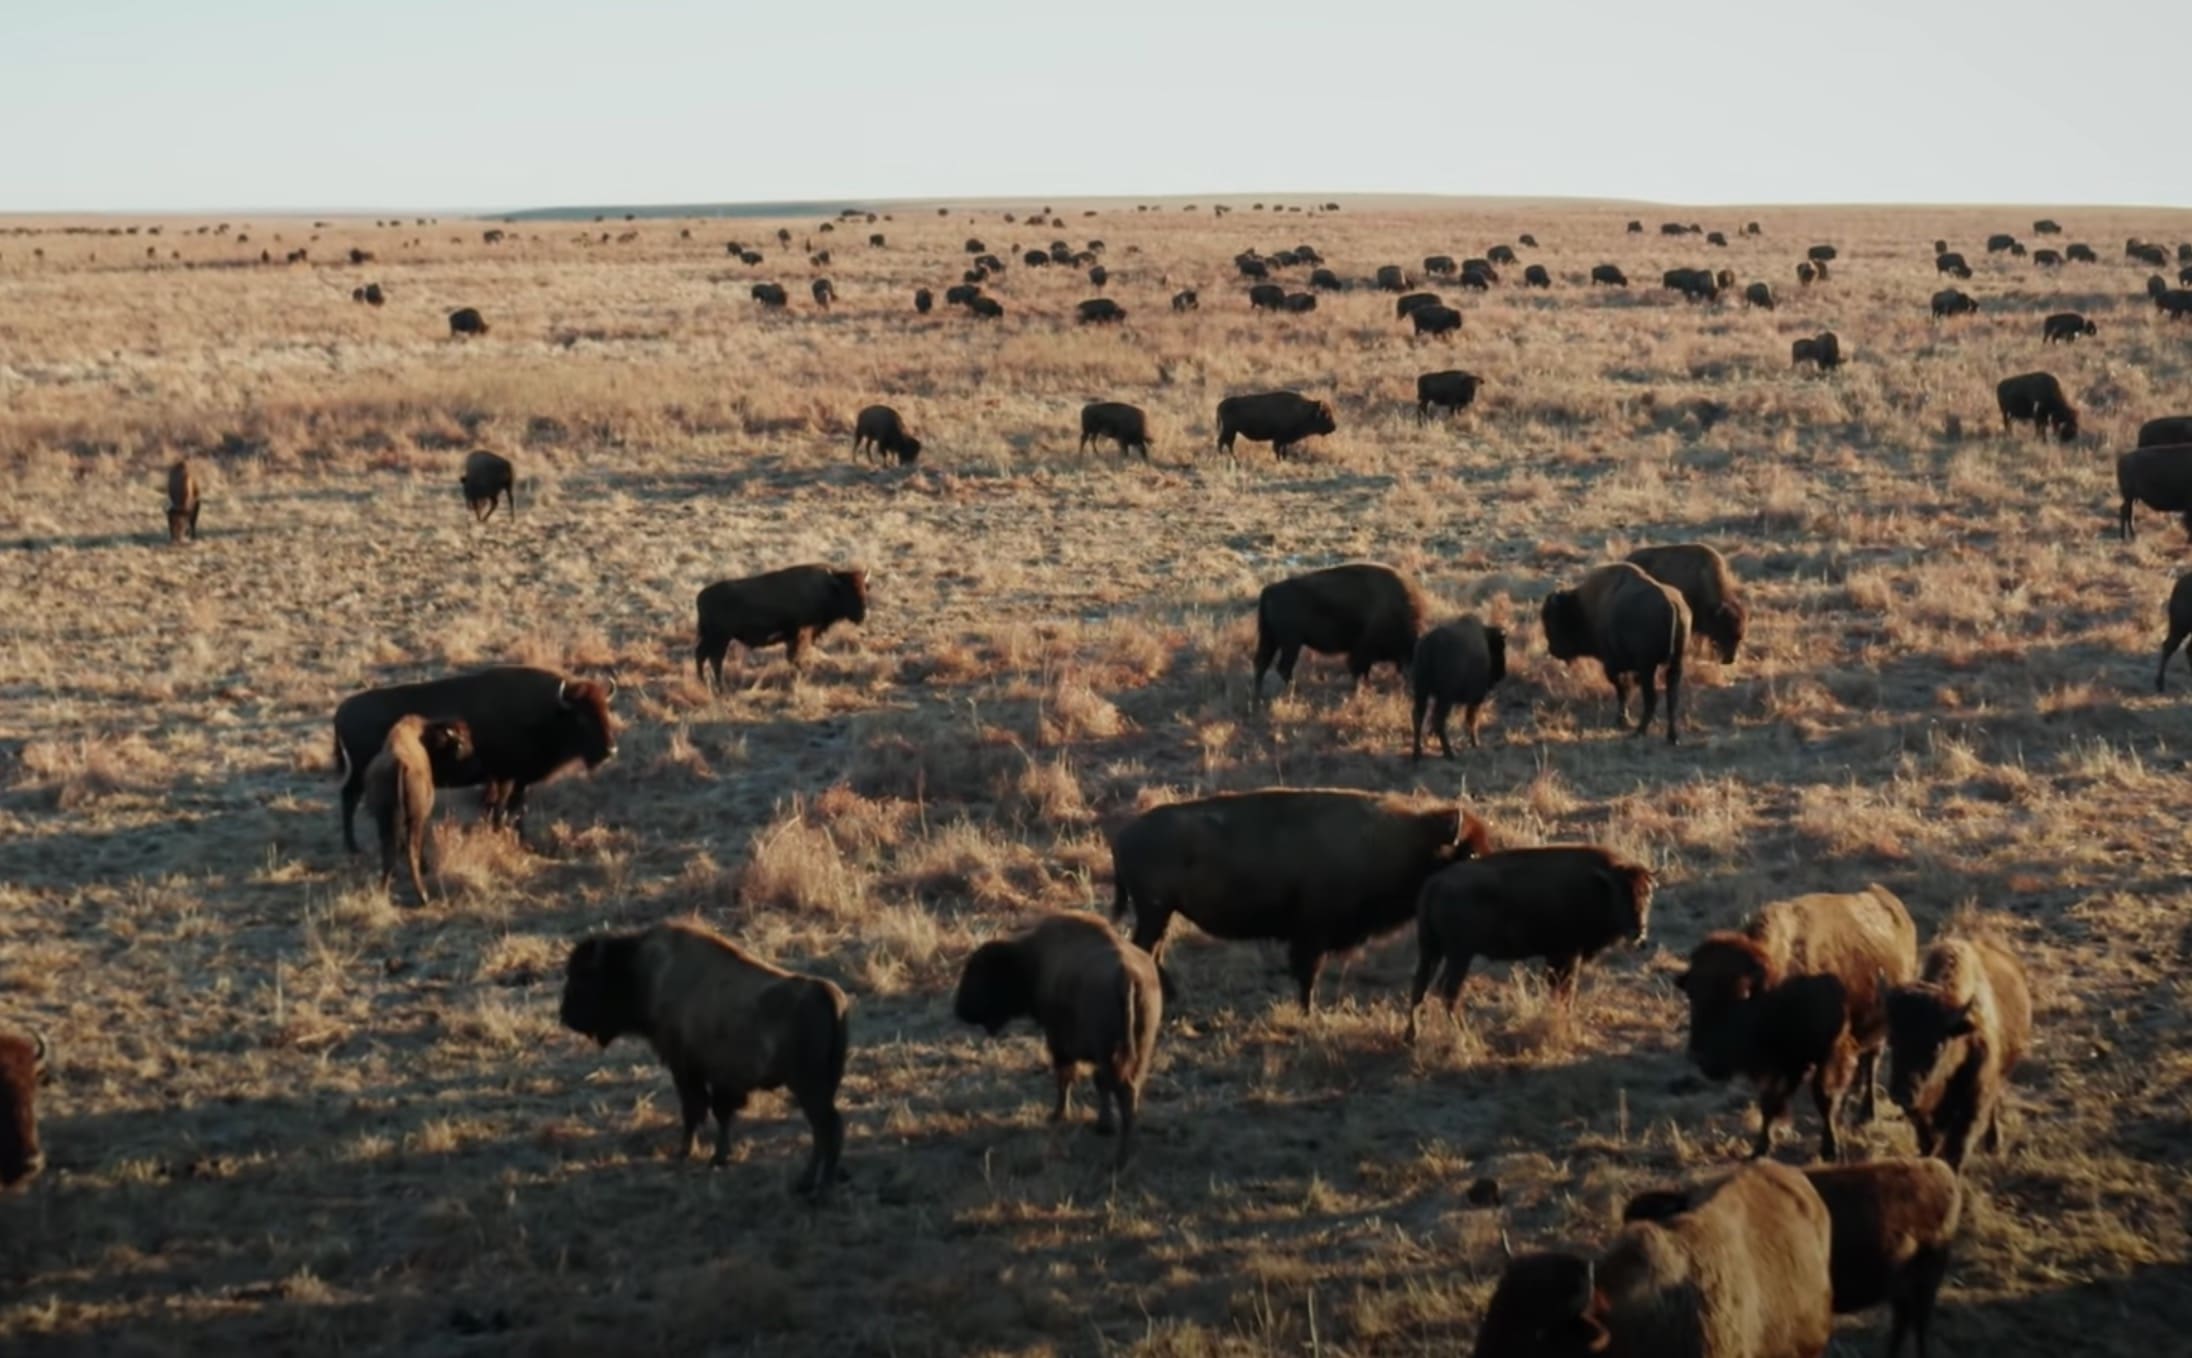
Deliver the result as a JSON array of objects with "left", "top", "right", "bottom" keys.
[
  {"left": 1076, "top": 298, "right": 1126, "bottom": 325},
  {"left": 1079, "top": 401, "right": 1150, "bottom": 459},
  {"left": 968, "top": 295, "right": 1004, "bottom": 319},
  {"left": 447, "top": 306, "right": 488, "bottom": 337},
  {"left": 2032, "top": 248, "right": 2062, "bottom": 267},
  {"left": 0, "top": 1028, "right": 46, "bottom": 1191},
  {"left": 365, "top": 715, "right": 473, "bottom": 903},
  {"left": 1678, "top": 885, "right": 1919, "bottom": 1161},
  {"left": 1626, "top": 219, "right": 1644, "bottom": 233},
  {"left": 1807, "top": 243, "right": 1837, "bottom": 262},
  {"left": 1023, "top": 249, "right": 1049, "bottom": 267},
  {"left": 1307, "top": 268, "right": 1342, "bottom": 291},
  {"left": 1411, "top": 303, "right": 1463, "bottom": 337},
  {"left": 2154, "top": 289, "right": 2192, "bottom": 319},
  {"left": 1215, "top": 391, "right": 1335, "bottom": 459},
  {"left": 361, "top": 282, "right": 386, "bottom": 306},
  {"left": 695, "top": 564, "right": 868, "bottom": 685},
  {"left": 1520, "top": 232, "right": 1539, "bottom": 247},
  {"left": 1540, "top": 563, "right": 1691, "bottom": 743},
  {"left": 1885, "top": 935, "right": 2032, "bottom": 1169},
  {"left": 1395, "top": 291, "right": 1443, "bottom": 318},
  {"left": 1459, "top": 263, "right": 1497, "bottom": 290},
  {"left": 1425, "top": 254, "right": 1458, "bottom": 276},
  {"left": 2033, "top": 218, "right": 2061, "bottom": 235},
  {"left": 1624, "top": 543, "right": 1746, "bottom": 663},
  {"left": 1280, "top": 291, "right": 1317, "bottom": 313},
  {"left": 851, "top": 404, "right": 921, "bottom": 466},
  {"left": 1623, "top": 1158, "right": 1961, "bottom": 1358},
  {"left": 1986, "top": 234, "right": 2017, "bottom": 254},
  {"left": 1995, "top": 371, "right": 2078, "bottom": 440},
  {"left": 2114, "top": 443, "right": 2192, "bottom": 541},
  {"left": 1247, "top": 282, "right": 1287, "bottom": 312},
  {"left": 1237, "top": 255, "right": 1269, "bottom": 279},
  {"left": 1797, "top": 261, "right": 1817, "bottom": 286},
  {"left": 810, "top": 278, "right": 835, "bottom": 308},
  {"left": 2156, "top": 573, "right": 2192, "bottom": 692},
  {"left": 1706, "top": 231, "right": 1727, "bottom": 246},
  {"left": 1110, "top": 789, "right": 1491, "bottom": 1011},
  {"left": 2139, "top": 416, "right": 2192, "bottom": 447},
  {"left": 1408, "top": 616, "right": 1506, "bottom": 758},
  {"left": 1476, "top": 1161, "right": 1833, "bottom": 1358},
  {"left": 740, "top": 250, "right": 764, "bottom": 265},
  {"left": 2042, "top": 311, "right": 2096, "bottom": 343},
  {"left": 1663, "top": 267, "right": 1718, "bottom": 301},
  {"left": 1744, "top": 281, "right": 1774, "bottom": 310},
  {"left": 2067, "top": 242, "right": 2097, "bottom": 262},
  {"left": 1416, "top": 369, "right": 1480, "bottom": 423},
  {"left": 750, "top": 283, "right": 789, "bottom": 308},
  {"left": 1934, "top": 252, "right": 1972, "bottom": 278},
  {"left": 1375, "top": 264, "right": 1410, "bottom": 291},
  {"left": 1171, "top": 289, "right": 1198, "bottom": 312},
  {"left": 913, "top": 287, "right": 933, "bottom": 314},
  {"left": 1523, "top": 264, "right": 1551, "bottom": 288},
  {"left": 1254, "top": 562, "right": 1424, "bottom": 704},
  {"left": 1406, "top": 846, "right": 1652, "bottom": 1040},
  {"left": 953, "top": 913, "right": 1163, "bottom": 1169},
  {"left": 1088, "top": 265, "right": 1108, "bottom": 289},
  {"left": 1930, "top": 288, "right": 1978, "bottom": 318},
  {"left": 560, "top": 921, "right": 848, "bottom": 1196},
  {"left": 460, "top": 449, "right": 515, "bottom": 522},
  {"left": 165, "top": 458, "right": 200, "bottom": 544},
  {"left": 944, "top": 283, "right": 981, "bottom": 307},
  {"left": 2130, "top": 242, "right": 2169, "bottom": 267},
  {"left": 333, "top": 668, "right": 617, "bottom": 851},
  {"left": 1792, "top": 331, "right": 1841, "bottom": 371}
]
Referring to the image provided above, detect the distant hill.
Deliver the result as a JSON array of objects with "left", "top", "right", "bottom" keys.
[{"left": 498, "top": 201, "right": 873, "bottom": 223}]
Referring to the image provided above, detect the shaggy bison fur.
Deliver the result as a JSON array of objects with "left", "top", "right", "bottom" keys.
[
  {"left": 1253, "top": 562, "right": 1424, "bottom": 705},
  {"left": 364, "top": 714, "right": 473, "bottom": 903},
  {"left": 1215, "top": 391, "right": 1335, "bottom": 459},
  {"left": 694, "top": 564, "right": 868, "bottom": 684},
  {"left": 460, "top": 450, "right": 515, "bottom": 522},
  {"left": 1624, "top": 543, "right": 1747, "bottom": 663},
  {"left": 1408, "top": 616, "right": 1506, "bottom": 757},
  {"left": 1995, "top": 371, "right": 2078, "bottom": 441},
  {"left": 166, "top": 458, "right": 200, "bottom": 544},
  {"left": 1079, "top": 401, "right": 1150, "bottom": 459},
  {"left": 0, "top": 1028, "right": 46, "bottom": 1191},
  {"left": 2042, "top": 311, "right": 2096, "bottom": 343},
  {"left": 851, "top": 404, "right": 922, "bottom": 466},
  {"left": 1885, "top": 935, "right": 2032, "bottom": 1169},
  {"left": 1541, "top": 563, "right": 1692, "bottom": 743},
  {"left": 1416, "top": 369, "right": 1480, "bottom": 423},
  {"left": 2115, "top": 443, "right": 2192, "bottom": 541}
]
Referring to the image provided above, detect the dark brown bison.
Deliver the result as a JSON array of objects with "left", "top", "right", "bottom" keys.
[
  {"left": 1406, "top": 846, "right": 1652, "bottom": 1040},
  {"left": 448, "top": 306, "right": 488, "bottom": 337},
  {"left": 1416, "top": 369, "right": 1480, "bottom": 423},
  {"left": 953, "top": 913, "right": 1162, "bottom": 1169},
  {"left": 0, "top": 1028, "right": 46, "bottom": 1191},
  {"left": 695, "top": 564, "right": 868, "bottom": 685},
  {"left": 1584, "top": 265, "right": 1627, "bottom": 289},
  {"left": 1678, "top": 885, "right": 1919, "bottom": 1161},
  {"left": 1744, "top": 281, "right": 1774, "bottom": 310},
  {"left": 2139, "top": 416, "right": 2192, "bottom": 448},
  {"left": 1076, "top": 297, "right": 1126, "bottom": 324},
  {"left": 1459, "top": 262, "right": 1497, "bottom": 290},
  {"left": 2067, "top": 242, "right": 2098, "bottom": 262},
  {"left": 1523, "top": 264, "right": 1551, "bottom": 288},
  {"left": 1623, "top": 1158, "right": 1961, "bottom": 1358},
  {"left": 2154, "top": 289, "right": 2192, "bottom": 319},
  {"left": 1792, "top": 331, "right": 1841, "bottom": 370},
  {"left": 364, "top": 715, "right": 473, "bottom": 903},
  {"left": 1280, "top": 291, "right": 1317, "bottom": 313},
  {"left": 1078, "top": 401, "right": 1150, "bottom": 459},
  {"left": 1411, "top": 303, "right": 1463, "bottom": 337},
  {"left": 1707, "top": 231, "right": 1728, "bottom": 246},
  {"left": 751, "top": 283, "right": 788, "bottom": 308},
  {"left": 1395, "top": 291, "right": 1443, "bottom": 318},
  {"left": 2033, "top": 218, "right": 2061, "bottom": 235},
  {"left": 1024, "top": 249, "right": 1050, "bottom": 267},
  {"left": 1409, "top": 616, "right": 1506, "bottom": 757},
  {"left": 1930, "top": 289, "right": 1977, "bottom": 318},
  {"left": 1171, "top": 289, "right": 1198, "bottom": 311},
  {"left": 1253, "top": 562, "right": 1424, "bottom": 704},
  {"left": 1424, "top": 254, "right": 1458, "bottom": 276},
  {"left": 332, "top": 668, "right": 617, "bottom": 851},
  {"left": 560, "top": 921, "right": 848, "bottom": 1196},
  {"left": 1663, "top": 267, "right": 1718, "bottom": 301},
  {"left": 968, "top": 295, "right": 1004, "bottom": 319},
  {"left": 1995, "top": 371, "right": 2078, "bottom": 441},
  {"left": 1475, "top": 1161, "right": 1833, "bottom": 1358},
  {"left": 2130, "top": 242, "right": 2169, "bottom": 267},
  {"left": 913, "top": 287, "right": 933, "bottom": 313},
  {"left": 2041, "top": 311, "right": 2096, "bottom": 343},
  {"left": 2159, "top": 573, "right": 2192, "bottom": 692},
  {"left": 460, "top": 449, "right": 515, "bottom": 522},
  {"left": 1885, "top": 935, "right": 2032, "bottom": 1170},
  {"left": 1986, "top": 234, "right": 2017, "bottom": 254},
  {"left": 1110, "top": 789, "right": 1491, "bottom": 1010},
  {"left": 1624, "top": 543, "right": 1746, "bottom": 663},
  {"left": 1626, "top": 219, "right": 1644, "bottom": 233},
  {"left": 1310, "top": 268, "right": 1343, "bottom": 290},
  {"left": 944, "top": 283, "right": 981, "bottom": 307},
  {"left": 1215, "top": 391, "right": 1335, "bottom": 459},
  {"left": 810, "top": 278, "right": 835, "bottom": 308},
  {"left": 852, "top": 404, "right": 921, "bottom": 466},
  {"left": 1520, "top": 233, "right": 1539, "bottom": 247},
  {"left": 1247, "top": 282, "right": 1286, "bottom": 311},
  {"left": 1797, "top": 261, "right": 1818, "bottom": 286},
  {"left": 2032, "top": 247, "right": 2062, "bottom": 267},
  {"left": 1375, "top": 264, "right": 1410, "bottom": 291},
  {"left": 165, "top": 458, "right": 200, "bottom": 544},
  {"left": 1541, "top": 563, "right": 1691, "bottom": 743},
  {"left": 1934, "top": 252, "right": 1972, "bottom": 278},
  {"left": 362, "top": 282, "right": 386, "bottom": 306}
]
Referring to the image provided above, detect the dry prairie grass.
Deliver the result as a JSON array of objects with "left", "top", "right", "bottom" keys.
[{"left": 2, "top": 200, "right": 2191, "bottom": 1356}]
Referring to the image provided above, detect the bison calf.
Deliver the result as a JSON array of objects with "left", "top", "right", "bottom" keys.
[
  {"left": 695, "top": 564, "right": 868, "bottom": 686},
  {"left": 953, "top": 913, "right": 1162, "bottom": 1169},
  {"left": 0, "top": 1028, "right": 47, "bottom": 1191},
  {"left": 1253, "top": 562, "right": 1424, "bottom": 706},
  {"left": 852, "top": 404, "right": 921, "bottom": 466},
  {"left": 560, "top": 921, "right": 849, "bottom": 1196},
  {"left": 364, "top": 715, "right": 473, "bottom": 904},
  {"left": 1885, "top": 934, "right": 2032, "bottom": 1169},
  {"left": 1407, "top": 846, "right": 1651, "bottom": 1041},
  {"left": 1408, "top": 616, "right": 1505, "bottom": 758},
  {"left": 460, "top": 450, "right": 515, "bottom": 522},
  {"left": 165, "top": 458, "right": 200, "bottom": 544},
  {"left": 1541, "top": 563, "right": 1691, "bottom": 743}
]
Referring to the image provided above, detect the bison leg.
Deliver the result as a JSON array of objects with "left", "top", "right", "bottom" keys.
[
  {"left": 1287, "top": 937, "right": 1326, "bottom": 1013},
  {"left": 1273, "top": 644, "right": 1302, "bottom": 694},
  {"left": 1432, "top": 697, "right": 1456, "bottom": 759},
  {"left": 1107, "top": 1077, "right": 1138, "bottom": 1169},
  {"left": 1405, "top": 939, "right": 1442, "bottom": 1044},
  {"left": 2158, "top": 629, "right": 2187, "bottom": 693},
  {"left": 188, "top": 503, "right": 200, "bottom": 539},
  {"left": 1252, "top": 636, "right": 1278, "bottom": 706},
  {"left": 708, "top": 1086, "right": 750, "bottom": 1168},
  {"left": 1632, "top": 669, "right": 1658, "bottom": 739},
  {"left": 2121, "top": 495, "right": 2135, "bottom": 541},
  {"left": 1812, "top": 1042, "right": 1857, "bottom": 1162},
  {"left": 1898, "top": 1247, "right": 1950, "bottom": 1358},
  {"left": 672, "top": 1068, "right": 709, "bottom": 1160},
  {"left": 1662, "top": 664, "right": 1681, "bottom": 745},
  {"left": 1607, "top": 671, "right": 1632, "bottom": 724},
  {"left": 793, "top": 1087, "right": 845, "bottom": 1198},
  {"left": 1981, "top": 1105, "right": 2005, "bottom": 1156},
  {"left": 1855, "top": 1047, "right": 1882, "bottom": 1124},
  {"left": 1436, "top": 954, "right": 1473, "bottom": 1029},
  {"left": 1410, "top": 688, "right": 1430, "bottom": 761},
  {"left": 1049, "top": 1061, "right": 1075, "bottom": 1123},
  {"left": 1090, "top": 1068, "right": 1120, "bottom": 1136},
  {"left": 1751, "top": 1074, "right": 1795, "bottom": 1159}
]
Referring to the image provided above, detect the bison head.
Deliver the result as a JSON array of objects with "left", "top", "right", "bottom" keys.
[
  {"left": 1675, "top": 934, "right": 1775, "bottom": 1081},
  {"left": 1702, "top": 599, "right": 1747, "bottom": 665},
  {"left": 420, "top": 720, "right": 474, "bottom": 771},
  {"left": 1472, "top": 1252, "right": 1609, "bottom": 1358},
  {"left": 2051, "top": 407, "right": 2079, "bottom": 442},
  {"left": 556, "top": 679, "right": 619, "bottom": 767},
  {"left": 1884, "top": 977, "right": 1978, "bottom": 1115},
  {"left": 0, "top": 1029, "right": 48, "bottom": 1191},
  {"left": 559, "top": 935, "right": 645, "bottom": 1047},
  {"left": 1619, "top": 1188, "right": 1693, "bottom": 1224},
  {"left": 833, "top": 570, "right": 870, "bottom": 625},
  {"left": 1539, "top": 590, "right": 1589, "bottom": 663},
  {"left": 1308, "top": 401, "right": 1337, "bottom": 436},
  {"left": 952, "top": 940, "right": 1034, "bottom": 1035}
]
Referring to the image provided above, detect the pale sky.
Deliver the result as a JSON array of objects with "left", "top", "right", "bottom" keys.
[{"left": 0, "top": 0, "right": 2177, "bottom": 213}]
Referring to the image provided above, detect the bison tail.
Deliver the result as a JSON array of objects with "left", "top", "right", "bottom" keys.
[{"left": 332, "top": 723, "right": 350, "bottom": 781}]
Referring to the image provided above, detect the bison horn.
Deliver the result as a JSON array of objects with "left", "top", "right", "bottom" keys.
[
  {"left": 28, "top": 1026, "right": 49, "bottom": 1073},
  {"left": 600, "top": 675, "right": 619, "bottom": 701},
  {"left": 556, "top": 679, "right": 572, "bottom": 707},
  {"left": 1500, "top": 1230, "right": 1515, "bottom": 1261}
]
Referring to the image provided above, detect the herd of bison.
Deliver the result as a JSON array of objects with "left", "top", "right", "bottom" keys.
[{"left": 10, "top": 204, "right": 2192, "bottom": 1357}]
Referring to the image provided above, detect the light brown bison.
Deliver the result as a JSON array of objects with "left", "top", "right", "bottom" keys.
[
  {"left": 363, "top": 715, "right": 474, "bottom": 903},
  {"left": 2115, "top": 443, "right": 2192, "bottom": 541},
  {"left": 1475, "top": 1160, "right": 1833, "bottom": 1358},
  {"left": 694, "top": 564, "right": 868, "bottom": 686},
  {"left": 1624, "top": 543, "right": 1747, "bottom": 663},
  {"left": 1409, "top": 616, "right": 1506, "bottom": 757},
  {"left": 2158, "top": 573, "right": 2192, "bottom": 692},
  {"left": 560, "top": 920, "right": 849, "bottom": 1196},
  {"left": 1111, "top": 789, "right": 1491, "bottom": 1011},
  {"left": 1885, "top": 935, "right": 2032, "bottom": 1169},
  {"left": 0, "top": 1028, "right": 46, "bottom": 1190},
  {"left": 165, "top": 458, "right": 200, "bottom": 544},
  {"left": 1406, "top": 846, "right": 1652, "bottom": 1041},
  {"left": 460, "top": 450, "right": 515, "bottom": 522},
  {"left": 953, "top": 913, "right": 1163, "bottom": 1168},
  {"left": 1253, "top": 562, "right": 1425, "bottom": 705},
  {"left": 1541, "top": 563, "right": 1691, "bottom": 743},
  {"left": 1623, "top": 1157, "right": 1961, "bottom": 1358},
  {"left": 1679, "top": 885, "right": 1919, "bottom": 1161}
]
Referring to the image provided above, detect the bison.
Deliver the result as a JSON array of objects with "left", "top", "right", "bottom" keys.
[
  {"left": 2139, "top": 415, "right": 2192, "bottom": 448},
  {"left": 750, "top": 283, "right": 788, "bottom": 308},
  {"left": 1488, "top": 244, "right": 1518, "bottom": 264},
  {"left": 1475, "top": 1161, "right": 1833, "bottom": 1358},
  {"left": 560, "top": 920, "right": 848, "bottom": 1196},
  {"left": 1885, "top": 935, "right": 2032, "bottom": 1169},
  {"left": 1590, "top": 264, "right": 1627, "bottom": 286},
  {"left": 952, "top": 912, "right": 1163, "bottom": 1169},
  {"left": 1792, "top": 331, "right": 1841, "bottom": 371},
  {"left": 695, "top": 564, "right": 868, "bottom": 685},
  {"left": 944, "top": 283, "right": 981, "bottom": 307},
  {"left": 2032, "top": 248, "right": 2062, "bottom": 267},
  {"left": 1375, "top": 264, "right": 1410, "bottom": 291},
  {"left": 1076, "top": 297, "right": 1126, "bottom": 325},
  {"left": 1540, "top": 563, "right": 1691, "bottom": 743},
  {"left": 1425, "top": 254, "right": 1458, "bottom": 276},
  {"left": 1930, "top": 289, "right": 1978, "bottom": 318},
  {"left": 0, "top": 1028, "right": 46, "bottom": 1191},
  {"left": 2066, "top": 243, "right": 2098, "bottom": 263},
  {"left": 1797, "top": 261, "right": 1818, "bottom": 286},
  {"left": 1408, "top": 616, "right": 1506, "bottom": 757},
  {"left": 365, "top": 715, "right": 473, "bottom": 903},
  {"left": 165, "top": 458, "right": 200, "bottom": 544},
  {"left": 1416, "top": 369, "right": 1480, "bottom": 423},
  {"left": 1523, "top": 264, "right": 1551, "bottom": 288},
  {"left": 1744, "top": 281, "right": 1774, "bottom": 310},
  {"left": 1395, "top": 291, "right": 1443, "bottom": 318},
  {"left": 448, "top": 306, "right": 488, "bottom": 337},
  {"left": 913, "top": 287, "right": 933, "bottom": 314},
  {"left": 1406, "top": 846, "right": 1652, "bottom": 1041},
  {"left": 2116, "top": 443, "right": 2192, "bottom": 541},
  {"left": 1247, "top": 282, "right": 1286, "bottom": 311},
  {"left": 1171, "top": 289, "right": 1198, "bottom": 312},
  {"left": 1111, "top": 788, "right": 1491, "bottom": 1011},
  {"left": 1678, "top": 885, "right": 1919, "bottom": 1161},
  {"left": 1280, "top": 291, "right": 1317, "bottom": 313},
  {"left": 1995, "top": 371, "right": 2078, "bottom": 441},
  {"left": 1079, "top": 401, "right": 1150, "bottom": 459},
  {"left": 1663, "top": 267, "right": 1717, "bottom": 301},
  {"left": 1310, "top": 268, "right": 1344, "bottom": 291},
  {"left": 1253, "top": 562, "right": 1424, "bottom": 704},
  {"left": 2041, "top": 311, "right": 2096, "bottom": 343},
  {"left": 1215, "top": 391, "right": 1335, "bottom": 459},
  {"left": 1624, "top": 543, "right": 1747, "bottom": 663},
  {"left": 1934, "top": 251, "right": 1973, "bottom": 278},
  {"left": 968, "top": 295, "right": 1004, "bottom": 319},
  {"left": 2156, "top": 572, "right": 2192, "bottom": 692},
  {"left": 460, "top": 449, "right": 515, "bottom": 522},
  {"left": 852, "top": 404, "right": 921, "bottom": 465},
  {"left": 333, "top": 668, "right": 617, "bottom": 851},
  {"left": 1411, "top": 303, "right": 1463, "bottom": 337},
  {"left": 810, "top": 278, "right": 835, "bottom": 308}
]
